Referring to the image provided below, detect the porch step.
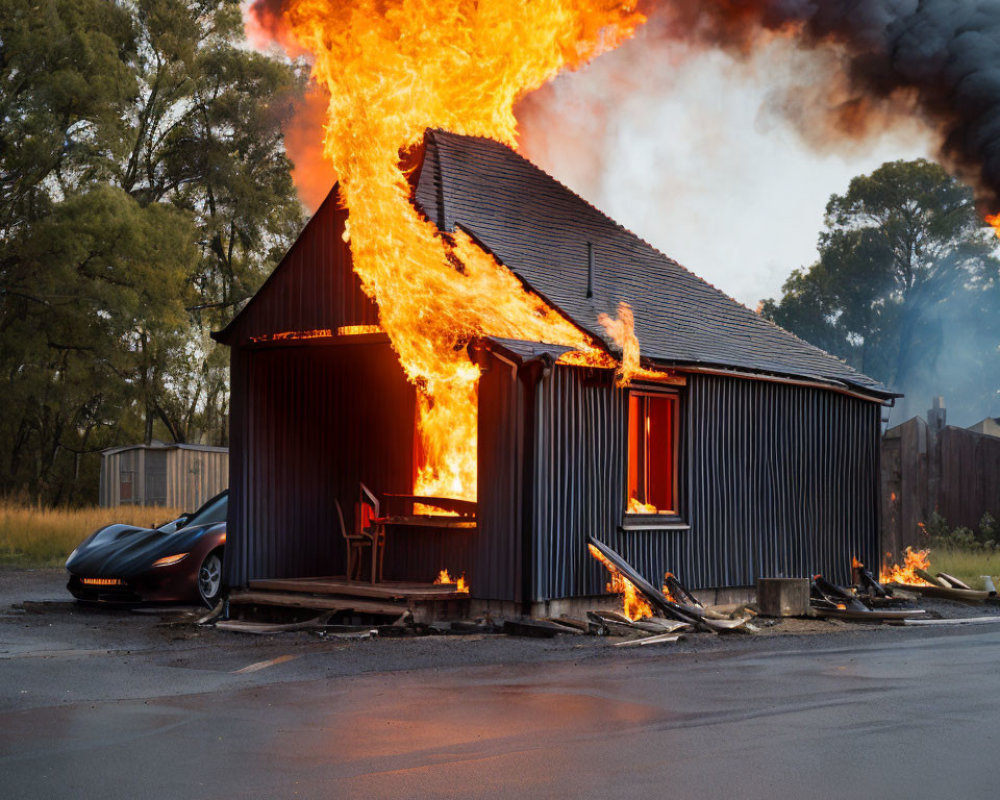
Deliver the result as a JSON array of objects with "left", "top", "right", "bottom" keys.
[
  {"left": 228, "top": 589, "right": 407, "bottom": 617},
  {"left": 247, "top": 577, "right": 468, "bottom": 601}
]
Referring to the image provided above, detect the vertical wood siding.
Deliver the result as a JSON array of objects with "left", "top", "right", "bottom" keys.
[
  {"left": 224, "top": 352, "right": 880, "bottom": 596},
  {"left": 224, "top": 341, "right": 419, "bottom": 587},
  {"left": 474, "top": 353, "right": 525, "bottom": 602},
  {"left": 529, "top": 369, "right": 881, "bottom": 600},
  {"left": 219, "top": 191, "right": 378, "bottom": 346}
]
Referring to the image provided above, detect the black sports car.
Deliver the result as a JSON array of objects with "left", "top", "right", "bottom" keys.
[{"left": 66, "top": 491, "right": 228, "bottom": 606}]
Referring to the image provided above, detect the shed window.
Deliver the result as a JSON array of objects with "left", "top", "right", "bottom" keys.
[{"left": 627, "top": 392, "right": 678, "bottom": 515}]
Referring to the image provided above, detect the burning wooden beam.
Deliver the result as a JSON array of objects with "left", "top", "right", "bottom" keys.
[{"left": 586, "top": 536, "right": 751, "bottom": 633}]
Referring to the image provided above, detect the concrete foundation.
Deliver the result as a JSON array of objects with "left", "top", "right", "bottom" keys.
[
  {"left": 756, "top": 578, "right": 810, "bottom": 617},
  {"left": 473, "top": 586, "right": 759, "bottom": 622}
]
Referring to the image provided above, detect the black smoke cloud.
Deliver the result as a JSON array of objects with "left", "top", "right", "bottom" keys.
[{"left": 646, "top": 0, "right": 1000, "bottom": 212}]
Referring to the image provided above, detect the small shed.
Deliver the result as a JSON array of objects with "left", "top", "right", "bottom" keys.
[
  {"left": 214, "top": 130, "right": 895, "bottom": 613},
  {"left": 99, "top": 441, "right": 228, "bottom": 510}
]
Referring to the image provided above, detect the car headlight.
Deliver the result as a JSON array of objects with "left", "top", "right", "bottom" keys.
[
  {"left": 152, "top": 552, "right": 189, "bottom": 568},
  {"left": 65, "top": 548, "right": 78, "bottom": 567}
]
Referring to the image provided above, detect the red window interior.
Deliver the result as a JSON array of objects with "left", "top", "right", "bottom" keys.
[{"left": 627, "top": 393, "right": 677, "bottom": 514}]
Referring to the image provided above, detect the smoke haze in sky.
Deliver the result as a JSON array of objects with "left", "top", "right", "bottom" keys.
[{"left": 517, "top": 33, "right": 932, "bottom": 306}]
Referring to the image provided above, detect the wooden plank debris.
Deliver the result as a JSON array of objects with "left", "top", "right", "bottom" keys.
[
  {"left": 891, "top": 616, "right": 1000, "bottom": 627},
  {"left": 587, "top": 536, "right": 752, "bottom": 633},
  {"left": 663, "top": 573, "right": 700, "bottom": 607},
  {"left": 246, "top": 578, "right": 468, "bottom": 600},
  {"left": 915, "top": 568, "right": 948, "bottom": 588},
  {"left": 549, "top": 616, "right": 591, "bottom": 633},
  {"left": 502, "top": 618, "right": 580, "bottom": 637},
  {"left": 811, "top": 607, "right": 925, "bottom": 622},
  {"left": 629, "top": 618, "right": 690, "bottom": 634},
  {"left": 586, "top": 611, "right": 631, "bottom": 636},
  {"left": 215, "top": 612, "right": 335, "bottom": 634},
  {"left": 936, "top": 572, "right": 972, "bottom": 590},
  {"left": 886, "top": 582, "right": 990, "bottom": 603},
  {"left": 614, "top": 633, "right": 683, "bottom": 647},
  {"left": 584, "top": 611, "right": 691, "bottom": 635},
  {"left": 228, "top": 589, "right": 408, "bottom": 617},
  {"left": 196, "top": 599, "right": 226, "bottom": 626},
  {"left": 811, "top": 575, "right": 925, "bottom": 621},
  {"left": 859, "top": 570, "right": 889, "bottom": 598}
]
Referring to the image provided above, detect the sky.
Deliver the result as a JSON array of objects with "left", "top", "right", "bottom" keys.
[{"left": 517, "top": 34, "right": 935, "bottom": 308}]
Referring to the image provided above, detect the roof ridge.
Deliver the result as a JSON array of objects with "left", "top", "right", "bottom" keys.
[{"left": 427, "top": 129, "right": 874, "bottom": 385}]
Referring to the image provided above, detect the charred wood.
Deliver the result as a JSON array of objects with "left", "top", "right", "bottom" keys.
[
  {"left": 587, "top": 536, "right": 717, "bottom": 632},
  {"left": 664, "top": 573, "right": 701, "bottom": 607}
]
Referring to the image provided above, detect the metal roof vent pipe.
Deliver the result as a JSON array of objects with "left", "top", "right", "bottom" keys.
[
  {"left": 928, "top": 396, "right": 946, "bottom": 432},
  {"left": 586, "top": 241, "right": 595, "bottom": 299}
]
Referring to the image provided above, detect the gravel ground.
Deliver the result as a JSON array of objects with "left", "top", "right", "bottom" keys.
[{"left": 4, "top": 566, "right": 1000, "bottom": 695}]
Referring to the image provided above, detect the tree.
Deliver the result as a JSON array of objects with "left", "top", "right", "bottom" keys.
[
  {"left": 762, "top": 159, "right": 1000, "bottom": 425},
  {"left": 0, "top": 0, "right": 305, "bottom": 503}
]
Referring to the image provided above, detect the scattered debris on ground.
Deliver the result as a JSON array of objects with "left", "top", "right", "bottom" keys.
[{"left": 201, "top": 541, "right": 1000, "bottom": 648}]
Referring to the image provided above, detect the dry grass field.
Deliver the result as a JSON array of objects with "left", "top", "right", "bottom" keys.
[
  {"left": 0, "top": 502, "right": 181, "bottom": 567},
  {"left": 927, "top": 548, "right": 1000, "bottom": 591}
]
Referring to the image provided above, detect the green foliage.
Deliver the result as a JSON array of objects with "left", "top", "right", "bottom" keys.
[
  {"left": 925, "top": 512, "right": 1000, "bottom": 552},
  {"left": 0, "top": 0, "right": 306, "bottom": 503},
  {"left": 762, "top": 160, "right": 1000, "bottom": 423}
]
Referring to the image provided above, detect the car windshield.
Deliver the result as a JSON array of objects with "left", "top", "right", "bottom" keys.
[{"left": 182, "top": 493, "right": 228, "bottom": 529}]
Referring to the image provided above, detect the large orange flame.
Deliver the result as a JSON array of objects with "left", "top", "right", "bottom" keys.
[
  {"left": 254, "top": 0, "right": 643, "bottom": 500},
  {"left": 588, "top": 543, "right": 653, "bottom": 620},
  {"left": 880, "top": 547, "right": 933, "bottom": 586}
]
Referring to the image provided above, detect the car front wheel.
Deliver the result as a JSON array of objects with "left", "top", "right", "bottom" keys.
[{"left": 198, "top": 550, "right": 223, "bottom": 606}]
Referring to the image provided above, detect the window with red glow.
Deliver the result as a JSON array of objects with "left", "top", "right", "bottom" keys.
[{"left": 627, "top": 392, "right": 678, "bottom": 515}]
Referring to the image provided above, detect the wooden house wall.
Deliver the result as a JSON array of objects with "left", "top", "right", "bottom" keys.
[
  {"left": 220, "top": 190, "right": 378, "bottom": 346},
  {"left": 474, "top": 351, "right": 527, "bottom": 602},
  {"left": 527, "top": 368, "right": 882, "bottom": 600},
  {"left": 225, "top": 343, "right": 530, "bottom": 593},
  {"left": 224, "top": 341, "right": 417, "bottom": 586}
]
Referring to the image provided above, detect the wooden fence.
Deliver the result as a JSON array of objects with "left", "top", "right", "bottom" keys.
[{"left": 882, "top": 419, "right": 1000, "bottom": 559}]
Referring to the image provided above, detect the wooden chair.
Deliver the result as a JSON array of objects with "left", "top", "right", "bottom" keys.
[
  {"left": 357, "top": 482, "right": 386, "bottom": 584},
  {"left": 335, "top": 498, "right": 370, "bottom": 582},
  {"left": 335, "top": 485, "right": 386, "bottom": 583}
]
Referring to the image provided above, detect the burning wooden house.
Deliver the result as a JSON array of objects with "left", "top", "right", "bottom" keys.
[{"left": 213, "top": 130, "right": 894, "bottom": 614}]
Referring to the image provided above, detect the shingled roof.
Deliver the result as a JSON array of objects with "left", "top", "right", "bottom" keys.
[{"left": 413, "top": 129, "right": 890, "bottom": 397}]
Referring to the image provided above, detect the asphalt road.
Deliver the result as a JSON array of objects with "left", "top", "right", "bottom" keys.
[{"left": 3, "top": 570, "right": 1000, "bottom": 799}]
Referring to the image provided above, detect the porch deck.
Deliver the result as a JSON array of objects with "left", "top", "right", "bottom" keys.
[
  {"left": 246, "top": 577, "right": 469, "bottom": 601},
  {"left": 228, "top": 577, "right": 471, "bottom": 621}
]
